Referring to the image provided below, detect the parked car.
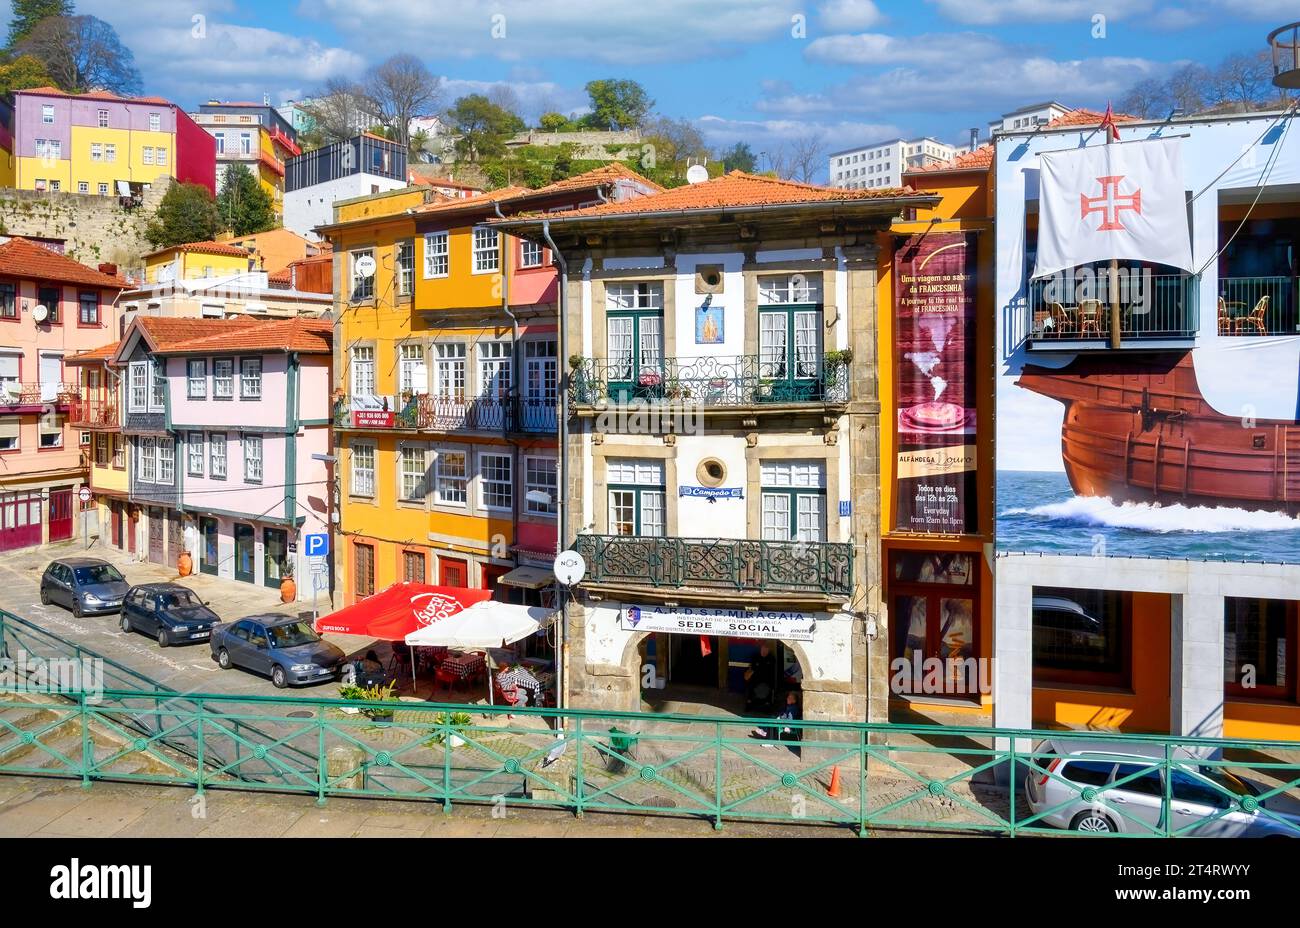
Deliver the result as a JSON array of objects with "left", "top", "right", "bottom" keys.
[
  {"left": 1024, "top": 738, "right": 1300, "bottom": 837},
  {"left": 119, "top": 583, "right": 219, "bottom": 647},
  {"left": 39, "top": 558, "right": 129, "bottom": 617},
  {"left": 210, "top": 614, "right": 345, "bottom": 688}
]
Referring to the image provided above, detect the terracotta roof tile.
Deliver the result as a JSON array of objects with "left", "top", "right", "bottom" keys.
[
  {"left": 507, "top": 170, "right": 929, "bottom": 220},
  {"left": 65, "top": 342, "right": 122, "bottom": 365},
  {"left": 908, "top": 144, "right": 994, "bottom": 175},
  {"left": 142, "top": 240, "right": 253, "bottom": 260},
  {"left": 18, "top": 86, "right": 174, "bottom": 107},
  {"left": 150, "top": 317, "right": 332, "bottom": 355},
  {"left": 409, "top": 186, "right": 533, "bottom": 216},
  {"left": 0, "top": 237, "right": 128, "bottom": 289},
  {"left": 531, "top": 163, "right": 665, "bottom": 195},
  {"left": 1045, "top": 107, "right": 1140, "bottom": 128}
]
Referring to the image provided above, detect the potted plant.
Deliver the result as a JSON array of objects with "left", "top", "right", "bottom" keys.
[
  {"left": 339, "top": 681, "right": 398, "bottom": 721},
  {"left": 278, "top": 561, "right": 296, "bottom": 603},
  {"left": 429, "top": 710, "right": 473, "bottom": 747}
]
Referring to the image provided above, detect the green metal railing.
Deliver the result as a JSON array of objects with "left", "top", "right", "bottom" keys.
[{"left": 573, "top": 534, "right": 854, "bottom": 597}]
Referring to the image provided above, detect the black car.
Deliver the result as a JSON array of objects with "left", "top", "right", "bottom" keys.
[
  {"left": 210, "top": 614, "right": 346, "bottom": 688},
  {"left": 40, "top": 558, "right": 129, "bottom": 617},
  {"left": 120, "top": 583, "right": 220, "bottom": 647}
]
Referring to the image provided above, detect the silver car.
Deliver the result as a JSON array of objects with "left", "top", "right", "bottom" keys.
[{"left": 1023, "top": 738, "right": 1300, "bottom": 837}]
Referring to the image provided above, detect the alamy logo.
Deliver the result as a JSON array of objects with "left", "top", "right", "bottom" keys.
[{"left": 49, "top": 859, "right": 151, "bottom": 908}]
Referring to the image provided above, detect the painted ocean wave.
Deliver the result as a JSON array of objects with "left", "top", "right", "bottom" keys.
[{"left": 1001, "top": 495, "right": 1300, "bottom": 535}]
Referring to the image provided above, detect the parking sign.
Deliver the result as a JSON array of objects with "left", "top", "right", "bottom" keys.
[{"left": 305, "top": 533, "right": 329, "bottom": 557}]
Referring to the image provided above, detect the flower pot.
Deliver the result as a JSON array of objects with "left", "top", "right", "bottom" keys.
[
  {"left": 177, "top": 551, "right": 193, "bottom": 577},
  {"left": 449, "top": 734, "right": 465, "bottom": 748},
  {"left": 280, "top": 576, "right": 296, "bottom": 603}
]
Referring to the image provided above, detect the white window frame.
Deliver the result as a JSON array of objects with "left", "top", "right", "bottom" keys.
[
  {"left": 423, "top": 231, "right": 449, "bottom": 278},
  {"left": 149, "top": 358, "right": 166, "bottom": 412},
  {"left": 128, "top": 361, "right": 148, "bottom": 412},
  {"left": 187, "top": 432, "right": 204, "bottom": 476},
  {"left": 187, "top": 359, "right": 206, "bottom": 399},
  {"left": 157, "top": 437, "right": 174, "bottom": 485},
  {"left": 399, "top": 343, "right": 427, "bottom": 396},
  {"left": 524, "top": 455, "right": 557, "bottom": 515},
  {"left": 351, "top": 441, "right": 375, "bottom": 497},
  {"left": 243, "top": 434, "right": 263, "bottom": 483},
  {"left": 209, "top": 432, "right": 227, "bottom": 479},
  {"left": 398, "top": 443, "right": 428, "bottom": 502},
  {"left": 396, "top": 239, "right": 414, "bottom": 296},
  {"left": 478, "top": 451, "right": 512, "bottom": 512},
  {"left": 351, "top": 345, "right": 375, "bottom": 396},
  {"left": 471, "top": 226, "right": 500, "bottom": 274},
  {"left": 350, "top": 249, "right": 374, "bottom": 301},
  {"left": 137, "top": 437, "right": 156, "bottom": 482},
  {"left": 213, "top": 358, "right": 234, "bottom": 398},
  {"left": 240, "top": 358, "right": 262, "bottom": 399},
  {"left": 434, "top": 448, "right": 467, "bottom": 506},
  {"left": 520, "top": 238, "right": 544, "bottom": 269}
]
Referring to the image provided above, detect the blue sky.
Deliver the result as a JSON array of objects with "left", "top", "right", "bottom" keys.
[{"left": 23, "top": 1, "right": 1297, "bottom": 171}]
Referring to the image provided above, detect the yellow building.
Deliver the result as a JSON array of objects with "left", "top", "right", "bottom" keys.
[
  {"left": 9, "top": 88, "right": 216, "bottom": 196},
  {"left": 66, "top": 344, "right": 132, "bottom": 552},
  {"left": 191, "top": 102, "right": 301, "bottom": 222},
  {"left": 142, "top": 240, "right": 254, "bottom": 284}
]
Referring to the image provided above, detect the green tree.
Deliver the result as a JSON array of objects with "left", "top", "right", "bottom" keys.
[
  {"left": 446, "top": 94, "right": 525, "bottom": 162},
  {"left": 145, "top": 182, "right": 221, "bottom": 249},
  {"left": 215, "top": 163, "right": 276, "bottom": 237},
  {"left": 537, "top": 111, "right": 577, "bottom": 132},
  {"left": 6, "top": 0, "right": 70, "bottom": 50},
  {"left": 0, "top": 53, "right": 51, "bottom": 94},
  {"left": 719, "top": 141, "right": 757, "bottom": 173},
  {"left": 582, "top": 79, "right": 653, "bottom": 131}
]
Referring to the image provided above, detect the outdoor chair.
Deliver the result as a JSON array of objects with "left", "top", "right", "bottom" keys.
[
  {"left": 1217, "top": 296, "right": 1235, "bottom": 335},
  {"left": 600, "top": 726, "right": 640, "bottom": 773},
  {"left": 1043, "top": 301, "right": 1075, "bottom": 336},
  {"left": 1078, "top": 299, "right": 1105, "bottom": 337},
  {"left": 1233, "top": 295, "right": 1269, "bottom": 335}
]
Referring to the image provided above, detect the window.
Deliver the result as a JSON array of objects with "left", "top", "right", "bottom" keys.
[
  {"left": 213, "top": 359, "right": 233, "bottom": 398},
  {"left": 0, "top": 284, "right": 13, "bottom": 319},
  {"left": 156, "top": 147, "right": 167, "bottom": 167},
  {"left": 606, "top": 281, "right": 663, "bottom": 311},
  {"left": 479, "top": 452, "right": 512, "bottom": 511},
  {"left": 187, "top": 359, "right": 206, "bottom": 398},
  {"left": 434, "top": 343, "right": 466, "bottom": 399},
  {"left": 213, "top": 132, "right": 225, "bottom": 154},
  {"left": 760, "top": 460, "right": 826, "bottom": 543},
  {"left": 240, "top": 132, "right": 252, "bottom": 155},
  {"left": 403, "top": 551, "right": 426, "bottom": 584},
  {"left": 112, "top": 434, "right": 124, "bottom": 468},
  {"left": 97, "top": 109, "right": 109, "bottom": 128},
  {"left": 399, "top": 444, "right": 427, "bottom": 501},
  {"left": 79, "top": 430, "right": 90, "bottom": 447},
  {"left": 757, "top": 273, "right": 823, "bottom": 305},
  {"left": 150, "top": 359, "right": 166, "bottom": 410},
  {"left": 42, "top": 104, "right": 54, "bottom": 124},
  {"left": 49, "top": 179, "right": 59, "bottom": 192},
  {"left": 149, "top": 112, "right": 161, "bottom": 132},
  {"left": 157, "top": 437, "right": 174, "bottom": 484},
  {"left": 34, "top": 179, "right": 46, "bottom": 192},
  {"left": 435, "top": 450, "right": 467, "bottom": 505},
  {"left": 351, "top": 441, "right": 375, "bottom": 497},
  {"left": 520, "top": 239, "right": 544, "bottom": 268},
  {"left": 351, "top": 346, "right": 375, "bottom": 396},
  {"left": 396, "top": 240, "right": 414, "bottom": 296},
  {"left": 478, "top": 342, "right": 511, "bottom": 404},
  {"left": 0, "top": 418, "right": 17, "bottom": 452},
  {"left": 98, "top": 183, "right": 108, "bottom": 196},
  {"left": 209, "top": 433, "right": 227, "bottom": 478},
  {"left": 37, "top": 286, "right": 59, "bottom": 323},
  {"left": 524, "top": 456, "right": 557, "bottom": 514},
  {"left": 240, "top": 358, "right": 262, "bottom": 399},
  {"left": 187, "top": 432, "right": 204, "bottom": 476},
  {"left": 78, "top": 292, "right": 99, "bottom": 325},
  {"left": 88, "top": 142, "right": 101, "bottom": 162},
  {"left": 142, "top": 146, "right": 154, "bottom": 165},
  {"left": 39, "top": 416, "right": 63, "bottom": 449},
  {"left": 350, "top": 250, "right": 374, "bottom": 301},
  {"left": 78, "top": 182, "right": 88, "bottom": 194},
  {"left": 104, "top": 143, "right": 115, "bottom": 163},
  {"left": 399, "top": 343, "right": 427, "bottom": 395},
  {"left": 607, "top": 458, "right": 665, "bottom": 536},
  {"left": 472, "top": 227, "right": 499, "bottom": 273},
  {"left": 423, "top": 231, "right": 448, "bottom": 278},
  {"left": 138, "top": 437, "right": 156, "bottom": 481},
  {"left": 243, "top": 434, "right": 262, "bottom": 483},
  {"left": 129, "top": 361, "right": 148, "bottom": 412},
  {"left": 93, "top": 433, "right": 109, "bottom": 466},
  {"left": 1225, "top": 597, "right": 1296, "bottom": 701},
  {"left": 1032, "top": 587, "right": 1127, "bottom": 687},
  {"left": 355, "top": 543, "right": 375, "bottom": 598}
]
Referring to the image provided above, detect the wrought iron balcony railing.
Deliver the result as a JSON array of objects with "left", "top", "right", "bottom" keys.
[
  {"left": 569, "top": 355, "right": 850, "bottom": 408},
  {"left": 573, "top": 534, "right": 853, "bottom": 598},
  {"left": 334, "top": 393, "right": 560, "bottom": 435},
  {"left": 1023, "top": 274, "right": 1198, "bottom": 347},
  {"left": 0, "top": 381, "right": 80, "bottom": 408},
  {"left": 68, "top": 397, "right": 120, "bottom": 428}
]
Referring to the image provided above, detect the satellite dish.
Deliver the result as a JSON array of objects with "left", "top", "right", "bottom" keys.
[
  {"left": 31, "top": 305, "right": 48, "bottom": 323},
  {"left": 553, "top": 550, "right": 586, "bottom": 586},
  {"left": 354, "top": 255, "right": 377, "bottom": 278},
  {"left": 686, "top": 164, "right": 709, "bottom": 185}
]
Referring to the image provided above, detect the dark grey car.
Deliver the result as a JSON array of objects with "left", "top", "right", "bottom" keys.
[
  {"left": 210, "top": 614, "right": 345, "bottom": 688},
  {"left": 40, "top": 558, "right": 129, "bottom": 617},
  {"left": 120, "top": 583, "right": 219, "bottom": 647}
]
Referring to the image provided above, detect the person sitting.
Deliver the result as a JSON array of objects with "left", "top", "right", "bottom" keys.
[
  {"left": 743, "top": 643, "right": 778, "bottom": 713},
  {"left": 751, "top": 691, "right": 800, "bottom": 742},
  {"left": 497, "top": 663, "right": 542, "bottom": 707}
]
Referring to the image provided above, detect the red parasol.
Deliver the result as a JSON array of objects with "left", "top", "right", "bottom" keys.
[{"left": 314, "top": 582, "right": 493, "bottom": 640}]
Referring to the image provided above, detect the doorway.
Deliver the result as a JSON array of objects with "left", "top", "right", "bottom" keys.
[
  {"left": 263, "top": 528, "right": 288, "bottom": 589},
  {"left": 48, "top": 487, "right": 73, "bottom": 543},
  {"left": 668, "top": 634, "right": 719, "bottom": 687},
  {"left": 147, "top": 507, "right": 165, "bottom": 564},
  {"left": 889, "top": 550, "right": 979, "bottom": 699},
  {"left": 439, "top": 556, "right": 468, "bottom": 587},
  {"left": 234, "top": 523, "right": 255, "bottom": 583},
  {"left": 200, "top": 517, "right": 219, "bottom": 575}
]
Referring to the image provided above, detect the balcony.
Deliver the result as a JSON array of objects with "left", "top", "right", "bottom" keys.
[
  {"left": 573, "top": 534, "right": 853, "bottom": 600},
  {"left": 335, "top": 393, "right": 559, "bottom": 435},
  {"left": 0, "top": 382, "right": 79, "bottom": 410},
  {"left": 1218, "top": 276, "right": 1298, "bottom": 335},
  {"left": 68, "top": 397, "right": 120, "bottom": 429},
  {"left": 1270, "top": 21, "right": 1300, "bottom": 88},
  {"left": 1023, "top": 274, "right": 1198, "bottom": 351},
  {"left": 569, "top": 354, "right": 850, "bottom": 410}
]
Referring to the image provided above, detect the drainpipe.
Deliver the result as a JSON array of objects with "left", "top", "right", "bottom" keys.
[
  {"left": 494, "top": 202, "right": 522, "bottom": 562},
  {"left": 540, "top": 219, "right": 568, "bottom": 715}
]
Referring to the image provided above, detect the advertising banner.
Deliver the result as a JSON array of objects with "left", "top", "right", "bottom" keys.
[
  {"left": 894, "top": 231, "right": 978, "bottom": 534},
  {"left": 620, "top": 604, "right": 816, "bottom": 641}
]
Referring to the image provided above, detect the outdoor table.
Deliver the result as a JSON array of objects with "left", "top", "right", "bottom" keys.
[{"left": 441, "top": 651, "right": 485, "bottom": 680}]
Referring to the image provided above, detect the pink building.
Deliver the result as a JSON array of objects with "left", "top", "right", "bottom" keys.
[
  {"left": 110, "top": 316, "right": 332, "bottom": 595},
  {"left": 0, "top": 238, "right": 126, "bottom": 551}
]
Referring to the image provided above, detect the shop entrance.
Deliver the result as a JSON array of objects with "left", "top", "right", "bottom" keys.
[
  {"left": 889, "top": 549, "right": 980, "bottom": 700},
  {"left": 637, "top": 633, "right": 801, "bottom": 716}
]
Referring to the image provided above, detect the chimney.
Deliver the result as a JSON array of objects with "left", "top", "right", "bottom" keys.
[
  {"left": 969, "top": 127, "right": 979, "bottom": 151},
  {"left": 97, "top": 263, "right": 118, "bottom": 277}
]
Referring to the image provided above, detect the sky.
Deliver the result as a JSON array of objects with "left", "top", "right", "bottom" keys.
[{"left": 18, "top": 0, "right": 1296, "bottom": 176}]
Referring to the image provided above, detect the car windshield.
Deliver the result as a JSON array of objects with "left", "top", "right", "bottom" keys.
[
  {"left": 73, "top": 565, "right": 124, "bottom": 584},
  {"left": 1195, "top": 766, "right": 1256, "bottom": 798},
  {"left": 159, "top": 590, "right": 200, "bottom": 609},
  {"left": 267, "top": 622, "right": 320, "bottom": 648}
]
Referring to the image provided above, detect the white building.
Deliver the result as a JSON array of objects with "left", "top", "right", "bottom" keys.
[
  {"left": 987, "top": 101, "right": 1072, "bottom": 138},
  {"left": 828, "top": 137, "right": 957, "bottom": 190},
  {"left": 283, "top": 134, "right": 409, "bottom": 240}
]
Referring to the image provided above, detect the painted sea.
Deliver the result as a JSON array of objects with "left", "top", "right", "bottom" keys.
[{"left": 997, "top": 470, "right": 1300, "bottom": 564}]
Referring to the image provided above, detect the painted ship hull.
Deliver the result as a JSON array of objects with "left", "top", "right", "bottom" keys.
[{"left": 1017, "top": 353, "right": 1300, "bottom": 513}]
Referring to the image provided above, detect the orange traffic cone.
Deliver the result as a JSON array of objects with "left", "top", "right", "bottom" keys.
[{"left": 827, "top": 765, "right": 842, "bottom": 799}]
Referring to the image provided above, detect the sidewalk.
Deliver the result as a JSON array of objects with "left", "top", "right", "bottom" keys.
[{"left": 0, "top": 775, "right": 892, "bottom": 838}]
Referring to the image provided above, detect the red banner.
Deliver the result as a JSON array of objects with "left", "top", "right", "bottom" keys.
[
  {"left": 893, "top": 231, "right": 978, "bottom": 534},
  {"left": 353, "top": 409, "right": 395, "bottom": 428}
]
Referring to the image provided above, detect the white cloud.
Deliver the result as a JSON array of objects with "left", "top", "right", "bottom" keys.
[
  {"left": 696, "top": 114, "right": 906, "bottom": 154},
  {"left": 816, "top": 0, "right": 885, "bottom": 31},
  {"left": 926, "top": 0, "right": 1154, "bottom": 25},
  {"left": 806, "top": 31, "right": 1008, "bottom": 67}
]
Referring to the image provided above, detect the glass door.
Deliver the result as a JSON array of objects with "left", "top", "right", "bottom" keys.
[
  {"left": 234, "top": 523, "right": 255, "bottom": 583},
  {"left": 607, "top": 311, "right": 663, "bottom": 401},
  {"left": 758, "top": 306, "right": 821, "bottom": 401},
  {"left": 263, "top": 528, "right": 288, "bottom": 589},
  {"left": 200, "top": 517, "right": 218, "bottom": 575}
]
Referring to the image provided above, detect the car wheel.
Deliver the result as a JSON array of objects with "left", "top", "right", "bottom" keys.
[
  {"left": 40, "top": 587, "right": 49, "bottom": 605},
  {"left": 157, "top": 628, "right": 170, "bottom": 648},
  {"left": 1070, "top": 810, "right": 1116, "bottom": 834},
  {"left": 271, "top": 665, "right": 288, "bottom": 689},
  {"left": 120, "top": 615, "right": 132, "bottom": 634},
  {"left": 218, "top": 648, "right": 232, "bottom": 670},
  {"left": 71, "top": 602, "right": 83, "bottom": 618}
]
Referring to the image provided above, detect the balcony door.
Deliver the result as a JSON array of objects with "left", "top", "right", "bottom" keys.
[
  {"left": 39, "top": 352, "right": 63, "bottom": 402},
  {"left": 607, "top": 458, "right": 665, "bottom": 537},
  {"left": 607, "top": 311, "right": 662, "bottom": 401},
  {"left": 758, "top": 306, "right": 821, "bottom": 401},
  {"left": 522, "top": 340, "right": 557, "bottom": 431},
  {"left": 759, "top": 460, "right": 825, "bottom": 543}
]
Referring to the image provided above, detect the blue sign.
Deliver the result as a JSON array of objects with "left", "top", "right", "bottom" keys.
[
  {"left": 304, "top": 533, "right": 329, "bottom": 557},
  {"left": 839, "top": 500, "right": 852, "bottom": 517},
  {"left": 679, "top": 486, "right": 743, "bottom": 499}
]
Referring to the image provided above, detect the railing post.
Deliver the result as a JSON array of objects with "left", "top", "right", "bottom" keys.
[
  {"left": 1162, "top": 742, "right": 1172, "bottom": 838},
  {"left": 714, "top": 720, "right": 724, "bottom": 831},
  {"left": 574, "top": 716, "right": 584, "bottom": 819},
  {"left": 858, "top": 726, "right": 868, "bottom": 837},
  {"left": 80, "top": 691, "right": 91, "bottom": 790},
  {"left": 1008, "top": 738, "right": 1017, "bottom": 838},
  {"left": 195, "top": 697, "right": 205, "bottom": 796},
  {"left": 316, "top": 703, "right": 327, "bottom": 807},
  {"left": 442, "top": 714, "right": 452, "bottom": 814}
]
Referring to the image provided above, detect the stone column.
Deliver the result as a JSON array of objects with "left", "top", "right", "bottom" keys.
[
  {"left": 1171, "top": 592, "right": 1225, "bottom": 739},
  {"left": 843, "top": 243, "right": 882, "bottom": 724}
]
